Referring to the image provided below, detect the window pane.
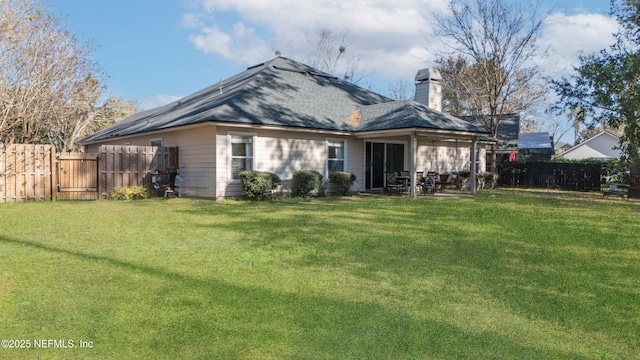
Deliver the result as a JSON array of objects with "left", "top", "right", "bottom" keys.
[
  {"left": 232, "top": 136, "right": 253, "bottom": 157},
  {"left": 231, "top": 158, "right": 252, "bottom": 179},
  {"left": 328, "top": 141, "right": 344, "bottom": 160},
  {"left": 230, "top": 135, "right": 254, "bottom": 179},
  {"left": 328, "top": 159, "right": 344, "bottom": 172},
  {"left": 232, "top": 143, "right": 246, "bottom": 157}
]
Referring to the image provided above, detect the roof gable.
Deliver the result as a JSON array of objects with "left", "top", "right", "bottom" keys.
[
  {"left": 558, "top": 130, "right": 622, "bottom": 159},
  {"left": 358, "top": 101, "right": 486, "bottom": 133}
]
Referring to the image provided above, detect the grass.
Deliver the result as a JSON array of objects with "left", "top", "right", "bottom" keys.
[{"left": 0, "top": 190, "right": 638, "bottom": 359}]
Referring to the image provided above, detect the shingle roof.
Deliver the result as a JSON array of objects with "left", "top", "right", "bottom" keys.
[
  {"left": 459, "top": 114, "right": 520, "bottom": 146},
  {"left": 81, "top": 57, "right": 489, "bottom": 143},
  {"left": 518, "top": 132, "right": 553, "bottom": 149},
  {"left": 358, "top": 101, "right": 486, "bottom": 133}
]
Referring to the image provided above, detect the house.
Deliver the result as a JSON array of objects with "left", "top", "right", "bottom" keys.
[
  {"left": 80, "top": 57, "right": 492, "bottom": 198},
  {"left": 554, "top": 141, "right": 572, "bottom": 155},
  {"left": 517, "top": 132, "right": 554, "bottom": 161},
  {"left": 460, "top": 114, "right": 520, "bottom": 169},
  {"left": 555, "top": 130, "right": 621, "bottom": 160}
]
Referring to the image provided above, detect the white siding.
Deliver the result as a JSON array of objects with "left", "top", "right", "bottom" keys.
[
  {"left": 559, "top": 133, "right": 621, "bottom": 160},
  {"left": 216, "top": 128, "right": 361, "bottom": 197},
  {"left": 416, "top": 140, "right": 484, "bottom": 174}
]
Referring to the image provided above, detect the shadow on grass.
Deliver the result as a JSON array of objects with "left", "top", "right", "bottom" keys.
[
  {"left": 0, "top": 234, "right": 580, "bottom": 359},
  {"left": 174, "top": 196, "right": 640, "bottom": 357}
]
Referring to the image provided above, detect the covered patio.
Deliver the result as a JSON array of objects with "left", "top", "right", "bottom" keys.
[{"left": 356, "top": 101, "right": 494, "bottom": 198}]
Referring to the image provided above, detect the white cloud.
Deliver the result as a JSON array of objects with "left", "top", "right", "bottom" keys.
[
  {"left": 539, "top": 12, "right": 618, "bottom": 77},
  {"left": 140, "top": 94, "right": 182, "bottom": 110},
  {"left": 183, "top": 1, "right": 618, "bottom": 91},
  {"left": 185, "top": 0, "right": 448, "bottom": 83}
]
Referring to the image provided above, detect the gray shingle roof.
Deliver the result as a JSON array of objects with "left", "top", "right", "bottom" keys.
[
  {"left": 518, "top": 132, "right": 553, "bottom": 149},
  {"left": 358, "top": 101, "right": 486, "bottom": 133},
  {"left": 459, "top": 114, "right": 520, "bottom": 146},
  {"left": 81, "top": 57, "right": 489, "bottom": 143}
]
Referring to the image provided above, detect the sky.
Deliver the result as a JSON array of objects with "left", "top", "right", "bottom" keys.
[{"left": 50, "top": 0, "right": 618, "bottom": 140}]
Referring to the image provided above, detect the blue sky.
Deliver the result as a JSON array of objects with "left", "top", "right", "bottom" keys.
[{"left": 50, "top": 0, "right": 616, "bottom": 127}]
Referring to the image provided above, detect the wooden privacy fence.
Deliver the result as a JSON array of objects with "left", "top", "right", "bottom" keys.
[
  {"left": 498, "top": 162, "right": 601, "bottom": 191},
  {"left": 1, "top": 144, "right": 179, "bottom": 202},
  {"left": 0, "top": 144, "right": 55, "bottom": 202}
]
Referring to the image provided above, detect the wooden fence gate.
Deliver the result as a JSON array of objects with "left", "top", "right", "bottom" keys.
[
  {"left": 1, "top": 144, "right": 179, "bottom": 202},
  {"left": 56, "top": 152, "right": 100, "bottom": 200}
]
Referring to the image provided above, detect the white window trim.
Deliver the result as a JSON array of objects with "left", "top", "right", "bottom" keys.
[
  {"left": 227, "top": 132, "right": 257, "bottom": 184},
  {"left": 326, "top": 138, "right": 347, "bottom": 178}
]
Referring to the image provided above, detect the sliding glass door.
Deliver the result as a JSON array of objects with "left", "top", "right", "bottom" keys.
[{"left": 365, "top": 142, "right": 405, "bottom": 189}]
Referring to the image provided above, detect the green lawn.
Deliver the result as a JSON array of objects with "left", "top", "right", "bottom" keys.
[{"left": 0, "top": 190, "right": 638, "bottom": 359}]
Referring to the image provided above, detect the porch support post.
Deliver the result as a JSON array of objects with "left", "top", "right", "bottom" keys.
[
  {"left": 410, "top": 132, "right": 417, "bottom": 198},
  {"left": 470, "top": 137, "right": 477, "bottom": 195}
]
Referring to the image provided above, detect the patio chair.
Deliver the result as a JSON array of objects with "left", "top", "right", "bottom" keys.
[
  {"left": 416, "top": 171, "right": 424, "bottom": 194},
  {"left": 385, "top": 172, "right": 404, "bottom": 194},
  {"left": 399, "top": 170, "right": 411, "bottom": 192},
  {"left": 422, "top": 171, "right": 437, "bottom": 195}
]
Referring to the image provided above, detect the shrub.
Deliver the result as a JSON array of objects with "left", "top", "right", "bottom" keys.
[
  {"left": 477, "top": 172, "right": 499, "bottom": 189},
  {"left": 329, "top": 171, "right": 356, "bottom": 195},
  {"left": 239, "top": 170, "right": 281, "bottom": 200},
  {"left": 292, "top": 170, "right": 324, "bottom": 197},
  {"left": 455, "top": 170, "right": 471, "bottom": 179},
  {"left": 110, "top": 185, "right": 149, "bottom": 200}
]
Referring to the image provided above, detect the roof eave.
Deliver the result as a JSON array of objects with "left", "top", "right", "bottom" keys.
[
  {"left": 355, "top": 127, "right": 491, "bottom": 140},
  {"left": 79, "top": 120, "right": 355, "bottom": 146}
]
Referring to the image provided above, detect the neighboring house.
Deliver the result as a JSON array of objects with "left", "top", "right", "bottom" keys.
[
  {"left": 460, "top": 114, "right": 520, "bottom": 169},
  {"left": 80, "top": 57, "right": 491, "bottom": 198},
  {"left": 459, "top": 114, "right": 520, "bottom": 149},
  {"left": 518, "top": 132, "right": 554, "bottom": 162},
  {"left": 554, "top": 141, "right": 572, "bottom": 155},
  {"left": 555, "top": 130, "right": 622, "bottom": 160}
]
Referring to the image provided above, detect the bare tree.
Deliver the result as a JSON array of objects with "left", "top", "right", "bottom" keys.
[
  {"left": 385, "top": 80, "right": 413, "bottom": 101},
  {"left": 0, "top": 0, "right": 137, "bottom": 150},
  {"left": 432, "top": 0, "right": 549, "bottom": 172},
  {"left": 301, "top": 26, "right": 368, "bottom": 84},
  {"left": 435, "top": 56, "right": 483, "bottom": 116},
  {"left": 46, "top": 77, "right": 140, "bottom": 151},
  {"left": 567, "top": 104, "right": 586, "bottom": 145}
]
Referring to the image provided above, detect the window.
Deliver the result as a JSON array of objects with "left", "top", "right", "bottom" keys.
[
  {"left": 327, "top": 140, "right": 345, "bottom": 174},
  {"left": 150, "top": 138, "right": 163, "bottom": 147},
  {"left": 229, "top": 133, "right": 255, "bottom": 181}
]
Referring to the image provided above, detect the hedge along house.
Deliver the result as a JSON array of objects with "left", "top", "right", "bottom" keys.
[{"left": 80, "top": 57, "right": 491, "bottom": 199}]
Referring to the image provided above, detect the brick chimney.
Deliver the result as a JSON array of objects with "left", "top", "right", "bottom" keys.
[{"left": 414, "top": 68, "right": 442, "bottom": 112}]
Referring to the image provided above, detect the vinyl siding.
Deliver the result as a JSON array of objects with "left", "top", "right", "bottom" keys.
[
  {"left": 216, "top": 127, "right": 361, "bottom": 197},
  {"left": 558, "top": 133, "right": 621, "bottom": 160},
  {"left": 416, "top": 140, "right": 484, "bottom": 174}
]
